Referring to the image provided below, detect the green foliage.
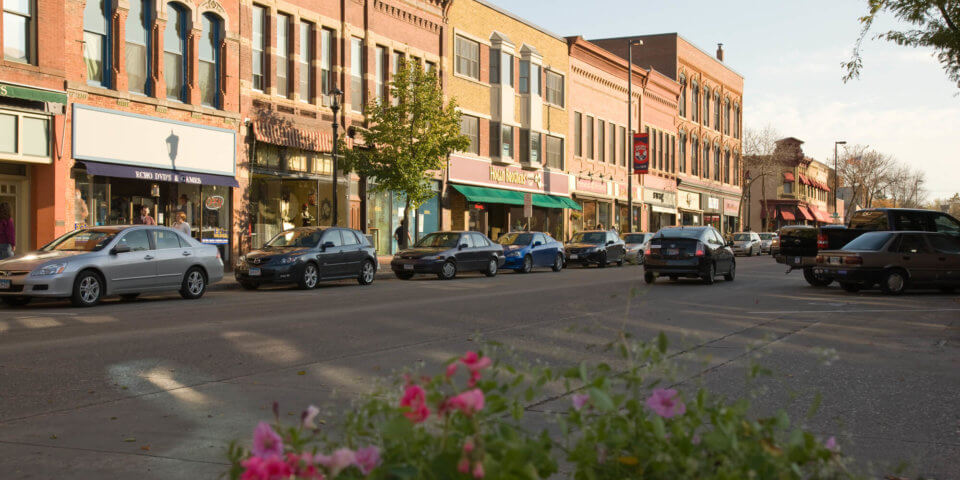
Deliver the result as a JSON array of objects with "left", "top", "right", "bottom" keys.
[
  {"left": 345, "top": 62, "right": 470, "bottom": 211},
  {"left": 844, "top": 0, "right": 960, "bottom": 88}
]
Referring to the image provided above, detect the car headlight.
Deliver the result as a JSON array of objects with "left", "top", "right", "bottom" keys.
[
  {"left": 31, "top": 262, "right": 67, "bottom": 276},
  {"left": 506, "top": 251, "right": 522, "bottom": 257},
  {"left": 421, "top": 255, "right": 445, "bottom": 261},
  {"left": 237, "top": 255, "right": 247, "bottom": 266},
  {"left": 279, "top": 256, "right": 299, "bottom": 264}
]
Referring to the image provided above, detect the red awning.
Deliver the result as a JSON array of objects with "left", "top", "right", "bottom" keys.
[
  {"left": 778, "top": 208, "right": 796, "bottom": 221},
  {"left": 798, "top": 174, "right": 810, "bottom": 185},
  {"left": 796, "top": 205, "right": 813, "bottom": 221},
  {"left": 813, "top": 207, "right": 833, "bottom": 223},
  {"left": 254, "top": 121, "right": 343, "bottom": 152},
  {"left": 783, "top": 172, "right": 795, "bottom": 182}
]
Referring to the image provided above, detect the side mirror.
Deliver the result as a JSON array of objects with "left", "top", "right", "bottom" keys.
[
  {"left": 321, "top": 241, "right": 335, "bottom": 251},
  {"left": 726, "top": 241, "right": 734, "bottom": 247},
  {"left": 459, "top": 243, "right": 469, "bottom": 250},
  {"left": 533, "top": 241, "right": 542, "bottom": 247},
  {"left": 111, "top": 244, "right": 131, "bottom": 255},
  {"left": 606, "top": 240, "right": 614, "bottom": 245}
]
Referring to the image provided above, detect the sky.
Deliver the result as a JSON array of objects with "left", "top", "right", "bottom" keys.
[{"left": 485, "top": 0, "right": 960, "bottom": 200}]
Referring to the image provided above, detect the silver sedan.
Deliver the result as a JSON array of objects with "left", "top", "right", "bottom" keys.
[{"left": 0, "top": 225, "right": 224, "bottom": 307}]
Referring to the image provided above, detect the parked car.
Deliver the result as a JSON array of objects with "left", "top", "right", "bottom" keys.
[
  {"left": 497, "top": 231, "right": 564, "bottom": 273},
  {"left": 643, "top": 226, "right": 735, "bottom": 285},
  {"left": 769, "top": 232, "right": 781, "bottom": 256},
  {"left": 0, "top": 226, "right": 223, "bottom": 307},
  {"left": 235, "top": 227, "right": 377, "bottom": 290},
  {"left": 391, "top": 231, "right": 504, "bottom": 280},
  {"left": 623, "top": 232, "right": 654, "bottom": 264},
  {"left": 814, "top": 231, "right": 960, "bottom": 295},
  {"left": 564, "top": 230, "right": 626, "bottom": 267},
  {"left": 731, "top": 232, "right": 762, "bottom": 256},
  {"left": 758, "top": 232, "right": 778, "bottom": 254},
  {"left": 778, "top": 208, "right": 960, "bottom": 286}
]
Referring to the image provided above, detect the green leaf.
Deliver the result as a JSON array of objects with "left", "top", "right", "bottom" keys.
[
  {"left": 579, "top": 362, "right": 589, "bottom": 383},
  {"left": 657, "top": 331, "right": 668, "bottom": 353},
  {"left": 588, "top": 387, "right": 615, "bottom": 411}
]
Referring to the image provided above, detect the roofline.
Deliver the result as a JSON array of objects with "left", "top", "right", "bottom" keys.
[
  {"left": 566, "top": 36, "right": 651, "bottom": 83},
  {"left": 472, "top": 0, "right": 567, "bottom": 43},
  {"left": 589, "top": 32, "right": 745, "bottom": 79}
]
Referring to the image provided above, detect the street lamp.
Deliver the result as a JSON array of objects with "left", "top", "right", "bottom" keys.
[
  {"left": 330, "top": 87, "right": 344, "bottom": 226},
  {"left": 833, "top": 140, "right": 846, "bottom": 217},
  {"left": 627, "top": 39, "right": 643, "bottom": 233}
]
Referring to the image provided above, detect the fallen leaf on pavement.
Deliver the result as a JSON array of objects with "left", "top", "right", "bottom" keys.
[
  {"left": 297, "top": 371, "right": 306, "bottom": 375},
  {"left": 140, "top": 445, "right": 150, "bottom": 451}
]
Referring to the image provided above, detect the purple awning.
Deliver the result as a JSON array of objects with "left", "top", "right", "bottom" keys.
[{"left": 77, "top": 161, "right": 239, "bottom": 188}]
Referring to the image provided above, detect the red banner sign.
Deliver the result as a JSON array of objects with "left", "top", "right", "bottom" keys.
[{"left": 633, "top": 133, "right": 649, "bottom": 175}]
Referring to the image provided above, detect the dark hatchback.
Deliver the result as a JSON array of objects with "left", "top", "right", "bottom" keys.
[
  {"left": 643, "top": 226, "right": 735, "bottom": 284},
  {"left": 235, "top": 227, "right": 378, "bottom": 290},
  {"left": 391, "top": 231, "right": 504, "bottom": 280},
  {"left": 564, "top": 230, "right": 627, "bottom": 267}
]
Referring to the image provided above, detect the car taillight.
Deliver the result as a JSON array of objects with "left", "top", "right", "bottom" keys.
[
  {"left": 843, "top": 256, "right": 862, "bottom": 265},
  {"left": 644, "top": 246, "right": 651, "bottom": 256},
  {"left": 817, "top": 233, "right": 829, "bottom": 249},
  {"left": 695, "top": 241, "right": 705, "bottom": 257}
]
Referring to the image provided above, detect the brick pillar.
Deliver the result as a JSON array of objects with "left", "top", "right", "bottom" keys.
[
  {"left": 187, "top": 27, "right": 202, "bottom": 105},
  {"left": 311, "top": 25, "right": 321, "bottom": 104},
  {"left": 152, "top": 18, "right": 165, "bottom": 99},
  {"left": 266, "top": 7, "right": 276, "bottom": 96},
  {"left": 114, "top": 7, "right": 129, "bottom": 91},
  {"left": 290, "top": 14, "right": 301, "bottom": 102},
  {"left": 220, "top": 37, "right": 233, "bottom": 110}
]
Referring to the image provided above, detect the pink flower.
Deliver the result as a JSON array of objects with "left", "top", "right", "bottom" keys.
[
  {"left": 472, "top": 461, "right": 485, "bottom": 479},
  {"left": 400, "top": 384, "right": 430, "bottom": 423},
  {"left": 459, "top": 352, "right": 492, "bottom": 387},
  {"left": 251, "top": 422, "right": 284, "bottom": 458},
  {"left": 457, "top": 457, "right": 471, "bottom": 474},
  {"left": 317, "top": 448, "right": 356, "bottom": 476},
  {"left": 354, "top": 446, "right": 381, "bottom": 475},
  {"left": 302, "top": 405, "right": 320, "bottom": 430},
  {"left": 462, "top": 439, "right": 475, "bottom": 454},
  {"left": 692, "top": 434, "right": 701, "bottom": 445},
  {"left": 645, "top": 388, "right": 686, "bottom": 419},
  {"left": 825, "top": 436, "right": 838, "bottom": 451},
  {"left": 442, "top": 389, "right": 485, "bottom": 417},
  {"left": 240, "top": 455, "right": 294, "bottom": 480},
  {"left": 446, "top": 362, "right": 459, "bottom": 378},
  {"left": 571, "top": 393, "right": 590, "bottom": 411}
]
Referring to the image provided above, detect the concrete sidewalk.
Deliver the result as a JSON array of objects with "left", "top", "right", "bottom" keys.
[{"left": 212, "top": 256, "right": 396, "bottom": 290}]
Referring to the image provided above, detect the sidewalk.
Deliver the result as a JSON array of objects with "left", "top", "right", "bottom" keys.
[{"left": 211, "top": 256, "right": 396, "bottom": 291}]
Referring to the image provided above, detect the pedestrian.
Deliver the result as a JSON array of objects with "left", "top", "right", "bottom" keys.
[
  {"left": 172, "top": 211, "right": 191, "bottom": 237},
  {"left": 394, "top": 218, "right": 411, "bottom": 250},
  {"left": 595, "top": 222, "right": 604, "bottom": 230},
  {"left": 136, "top": 206, "right": 156, "bottom": 225},
  {"left": 0, "top": 202, "right": 14, "bottom": 259},
  {"left": 177, "top": 194, "right": 192, "bottom": 224}
]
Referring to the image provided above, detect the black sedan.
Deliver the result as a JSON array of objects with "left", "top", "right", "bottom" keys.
[
  {"left": 564, "top": 230, "right": 626, "bottom": 267},
  {"left": 643, "top": 226, "right": 735, "bottom": 284},
  {"left": 391, "top": 231, "right": 504, "bottom": 280},
  {"left": 235, "top": 227, "right": 378, "bottom": 290}
]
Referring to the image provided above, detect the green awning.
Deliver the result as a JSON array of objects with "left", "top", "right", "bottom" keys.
[
  {"left": 451, "top": 184, "right": 525, "bottom": 205},
  {"left": 555, "top": 196, "right": 582, "bottom": 210},
  {"left": 0, "top": 82, "right": 67, "bottom": 105},
  {"left": 531, "top": 194, "right": 564, "bottom": 209}
]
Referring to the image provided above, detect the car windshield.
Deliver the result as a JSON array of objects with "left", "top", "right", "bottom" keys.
[
  {"left": 656, "top": 228, "right": 703, "bottom": 240},
  {"left": 416, "top": 232, "right": 461, "bottom": 248},
  {"left": 734, "top": 233, "right": 751, "bottom": 241},
  {"left": 570, "top": 232, "right": 606, "bottom": 244},
  {"left": 759, "top": 233, "right": 775, "bottom": 240},
  {"left": 624, "top": 234, "right": 648, "bottom": 243},
  {"left": 498, "top": 233, "right": 534, "bottom": 245},
  {"left": 266, "top": 229, "right": 324, "bottom": 248},
  {"left": 42, "top": 228, "right": 118, "bottom": 252},
  {"left": 842, "top": 232, "right": 895, "bottom": 251}
]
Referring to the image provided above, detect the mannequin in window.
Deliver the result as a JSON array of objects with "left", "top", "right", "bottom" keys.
[{"left": 300, "top": 203, "right": 315, "bottom": 226}]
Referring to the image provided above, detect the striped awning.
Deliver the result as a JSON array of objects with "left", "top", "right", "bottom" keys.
[{"left": 254, "top": 121, "right": 341, "bottom": 152}]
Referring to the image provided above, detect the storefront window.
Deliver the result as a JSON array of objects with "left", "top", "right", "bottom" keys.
[{"left": 598, "top": 202, "right": 611, "bottom": 229}]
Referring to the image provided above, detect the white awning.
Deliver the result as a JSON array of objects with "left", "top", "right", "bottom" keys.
[{"left": 652, "top": 205, "right": 677, "bottom": 215}]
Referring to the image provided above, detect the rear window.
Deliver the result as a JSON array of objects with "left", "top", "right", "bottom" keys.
[
  {"left": 655, "top": 228, "right": 703, "bottom": 240},
  {"left": 841, "top": 232, "right": 894, "bottom": 251},
  {"left": 848, "top": 211, "right": 889, "bottom": 230},
  {"left": 734, "top": 233, "right": 751, "bottom": 241},
  {"left": 928, "top": 234, "right": 960, "bottom": 254},
  {"left": 759, "top": 233, "right": 775, "bottom": 240},
  {"left": 624, "top": 234, "right": 648, "bottom": 243}
]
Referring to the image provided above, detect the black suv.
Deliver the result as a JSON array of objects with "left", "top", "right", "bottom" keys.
[
  {"left": 564, "top": 230, "right": 627, "bottom": 267},
  {"left": 643, "top": 226, "right": 735, "bottom": 284},
  {"left": 235, "top": 227, "right": 378, "bottom": 290}
]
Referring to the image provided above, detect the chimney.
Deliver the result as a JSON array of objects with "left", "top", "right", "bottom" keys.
[{"left": 716, "top": 43, "right": 724, "bottom": 62}]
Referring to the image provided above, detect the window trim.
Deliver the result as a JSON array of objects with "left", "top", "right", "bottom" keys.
[
  {"left": 3, "top": 0, "right": 35, "bottom": 64},
  {"left": 455, "top": 34, "right": 480, "bottom": 81},
  {"left": 459, "top": 114, "right": 480, "bottom": 155},
  {"left": 0, "top": 109, "right": 51, "bottom": 162},
  {"left": 163, "top": 2, "right": 189, "bottom": 102},
  {"left": 275, "top": 12, "right": 292, "bottom": 99},
  {"left": 125, "top": 0, "right": 152, "bottom": 95},
  {"left": 251, "top": 4, "right": 266, "bottom": 92},
  {"left": 199, "top": 12, "right": 223, "bottom": 108},
  {"left": 83, "top": 0, "right": 113, "bottom": 87},
  {"left": 298, "top": 20, "right": 314, "bottom": 104},
  {"left": 544, "top": 70, "right": 564, "bottom": 108}
]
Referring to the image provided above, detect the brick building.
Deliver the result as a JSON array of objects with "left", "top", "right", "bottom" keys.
[{"left": 593, "top": 33, "right": 744, "bottom": 236}]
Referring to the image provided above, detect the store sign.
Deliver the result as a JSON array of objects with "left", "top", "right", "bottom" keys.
[
  {"left": 702, "top": 195, "right": 720, "bottom": 212},
  {"left": 205, "top": 195, "right": 225, "bottom": 210},
  {"left": 575, "top": 177, "right": 608, "bottom": 195},
  {"left": 678, "top": 191, "right": 700, "bottom": 210},
  {"left": 643, "top": 189, "right": 676, "bottom": 207},
  {"left": 448, "top": 155, "right": 569, "bottom": 195},
  {"left": 489, "top": 165, "right": 543, "bottom": 189},
  {"left": 723, "top": 198, "right": 739, "bottom": 216},
  {"left": 202, "top": 227, "right": 229, "bottom": 245},
  {"left": 72, "top": 104, "right": 236, "bottom": 177}
]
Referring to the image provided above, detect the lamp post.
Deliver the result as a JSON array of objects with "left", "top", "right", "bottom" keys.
[
  {"left": 627, "top": 39, "right": 642, "bottom": 233},
  {"left": 330, "top": 88, "right": 344, "bottom": 226},
  {"left": 833, "top": 140, "right": 846, "bottom": 219}
]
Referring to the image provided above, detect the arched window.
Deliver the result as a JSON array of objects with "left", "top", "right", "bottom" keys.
[
  {"left": 691, "top": 81, "right": 699, "bottom": 122},
  {"left": 691, "top": 135, "right": 699, "bottom": 176},
  {"left": 126, "top": 0, "right": 151, "bottom": 94},
  {"left": 733, "top": 151, "right": 741, "bottom": 185},
  {"left": 713, "top": 92, "right": 720, "bottom": 130},
  {"left": 200, "top": 12, "right": 223, "bottom": 108},
  {"left": 678, "top": 75, "right": 686, "bottom": 118},
  {"left": 723, "top": 148, "right": 731, "bottom": 183},
  {"left": 83, "top": 0, "right": 111, "bottom": 86},
  {"left": 164, "top": 2, "right": 188, "bottom": 101},
  {"left": 678, "top": 130, "right": 687, "bottom": 173},
  {"left": 713, "top": 142, "right": 721, "bottom": 181},
  {"left": 702, "top": 86, "right": 710, "bottom": 126},
  {"left": 702, "top": 141, "right": 710, "bottom": 179},
  {"left": 723, "top": 98, "right": 731, "bottom": 135}
]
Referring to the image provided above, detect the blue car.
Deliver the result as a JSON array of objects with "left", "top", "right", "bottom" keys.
[{"left": 497, "top": 231, "right": 565, "bottom": 273}]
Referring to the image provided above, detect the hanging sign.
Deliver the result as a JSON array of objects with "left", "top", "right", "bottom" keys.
[{"left": 633, "top": 133, "right": 649, "bottom": 175}]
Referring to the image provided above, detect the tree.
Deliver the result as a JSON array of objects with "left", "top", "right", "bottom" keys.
[
  {"left": 843, "top": 0, "right": 960, "bottom": 88},
  {"left": 740, "top": 126, "right": 784, "bottom": 230},
  {"left": 345, "top": 62, "right": 470, "bottom": 241},
  {"left": 885, "top": 163, "right": 928, "bottom": 208},
  {"left": 836, "top": 145, "right": 895, "bottom": 219}
]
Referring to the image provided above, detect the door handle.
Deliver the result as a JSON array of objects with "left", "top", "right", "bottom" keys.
[
  {"left": 144, "top": 255, "right": 155, "bottom": 260},
  {"left": 182, "top": 251, "right": 192, "bottom": 256}
]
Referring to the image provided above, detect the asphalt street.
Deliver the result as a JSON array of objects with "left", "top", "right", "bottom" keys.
[{"left": 0, "top": 256, "right": 957, "bottom": 479}]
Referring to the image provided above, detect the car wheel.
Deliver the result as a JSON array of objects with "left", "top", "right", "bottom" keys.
[
  {"left": 552, "top": 254, "right": 563, "bottom": 272},
  {"left": 297, "top": 262, "right": 319, "bottom": 290},
  {"left": 598, "top": 252, "right": 607, "bottom": 268},
  {"left": 644, "top": 271, "right": 656, "bottom": 284},
  {"left": 239, "top": 280, "right": 260, "bottom": 290},
  {"left": 520, "top": 255, "right": 533, "bottom": 274},
  {"left": 120, "top": 293, "right": 140, "bottom": 301},
  {"left": 438, "top": 260, "right": 457, "bottom": 280},
  {"left": 724, "top": 261, "right": 736, "bottom": 281},
  {"left": 395, "top": 271, "right": 415, "bottom": 280},
  {"left": 1, "top": 296, "right": 30, "bottom": 307},
  {"left": 880, "top": 269, "right": 907, "bottom": 295},
  {"left": 802, "top": 267, "right": 833, "bottom": 287},
  {"left": 702, "top": 262, "right": 716, "bottom": 285},
  {"left": 483, "top": 258, "right": 498, "bottom": 277},
  {"left": 840, "top": 282, "right": 861, "bottom": 293},
  {"left": 180, "top": 267, "right": 207, "bottom": 299},
  {"left": 638, "top": 252, "right": 645, "bottom": 265},
  {"left": 616, "top": 256, "right": 624, "bottom": 267},
  {"left": 357, "top": 260, "right": 376, "bottom": 285},
  {"left": 71, "top": 270, "right": 103, "bottom": 307}
]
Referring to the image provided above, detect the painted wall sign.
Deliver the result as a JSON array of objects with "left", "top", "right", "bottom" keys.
[
  {"left": 643, "top": 189, "right": 677, "bottom": 207},
  {"left": 678, "top": 190, "right": 701, "bottom": 210},
  {"left": 448, "top": 154, "right": 569, "bottom": 195},
  {"left": 489, "top": 165, "right": 543, "bottom": 189},
  {"left": 723, "top": 198, "right": 739, "bottom": 216},
  {"left": 633, "top": 133, "right": 649, "bottom": 174}
]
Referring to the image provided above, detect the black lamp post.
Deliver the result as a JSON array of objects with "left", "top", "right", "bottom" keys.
[{"left": 330, "top": 88, "right": 344, "bottom": 226}]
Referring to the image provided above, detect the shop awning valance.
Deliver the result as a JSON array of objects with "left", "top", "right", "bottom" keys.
[
  {"left": 452, "top": 184, "right": 525, "bottom": 205},
  {"left": 254, "top": 121, "right": 338, "bottom": 152},
  {"left": 76, "top": 161, "right": 239, "bottom": 188},
  {"left": 783, "top": 172, "right": 795, "bottom": 182},
  {"left": 533, "top": 194, "right": 582, "bottom": 210},
  {"left": 554, "top": 195, "right": 582, "bottom": 210},
  {"left": 778, "top": 208, "right": 796, "bottom": 221},
  {"left": 1, "top": 82, "right": 67, "bottom": 105},
  {"left": 796, "top": 205, "right": 813, "bottom": 221}
]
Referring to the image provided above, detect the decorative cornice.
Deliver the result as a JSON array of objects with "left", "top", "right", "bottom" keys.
[{"left": 373, "top": 0, "right": 442, "bottom": 34}]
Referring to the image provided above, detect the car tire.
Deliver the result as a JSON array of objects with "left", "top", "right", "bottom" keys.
[
  {"left": 644, "top": 271, "right": 656, "bottom": 284},
  {"left": 552, "top": 254, "right": 563, "bottom": 272},
  {"left": 724, "top": 261, "right": 736, "bottom": 281},
  {"left": 520, "top": 255, "right": 533, "bottom": 274},
  {"left": 598, "top": 252, "right": 607, "bottom": 268},
  {"left": 840, "top": 282, "right": 861, "bottom": 293},
  {"left": 1, "top": 296, "right": 30, "bottom": 307},
  {"left": 71, "top": 270, "right": 103, "bottom": 307},
  {"left": 395, "top": 271, "right": 415, "bottom": 280},
  {"left": 702, "top": 262, "right": 716, "bottom": 285},
  {"left": 357, "top": 260, "right": 376, "bottom": 286},
  {"left": 239, "top": 280, "right": 260, "bottom": 290},
  {"left": 483, "top": 258, "right": 498, "bottom": 277},
  {"left": 438, "top": 260, "right": 457, "bottom": 280},
  {"left": 880, "top": 269, "right": 907, "bottom": 295},
  {"left": 297, "top": 262, "right": 319, "bottom": 290},
  {"left": 802, "top": 267, "right": 833, "bottom": 287},
  {"left": 180, "top": 267, "right": 208, "bottom": 299},
  {"left": 638, "top": 252, "right": 645, "bottom": 265},
  {"left": 616, "top": 256, "right": 624, "bottom": 267},
  {"left": 120, "top": 293, "right": 140, "bottom": 301}
]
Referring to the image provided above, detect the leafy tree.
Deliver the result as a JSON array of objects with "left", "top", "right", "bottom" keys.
[
  {"left": 843, "top": 0, "right": 960, "bottom": 87},
  {"left": 740, "top": 125, "right": 784, "bottom": 230},
  {"left": 345, "top": 62, "right": 470, "bottom": 240}
]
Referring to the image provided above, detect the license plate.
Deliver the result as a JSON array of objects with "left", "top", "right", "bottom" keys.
[
  {"left": 828, "top": 257, "right": 841, "bottom": 265},
  {"left": 569, "top": 254, "right": 578, "bottom": 260},
  {"left": 666, "top": 249, "right": 679, "bottom": 256},
  {"left": 248, "top": 267, "right": 261, "bottom": 276},
  {"left": 403, "top": 264, "right": 414, "bottom": 271},
  {"left": 0, "top": 279, "right": 9, "bottom": 289},
  {"left": 838, "top": 270, "right": 847, "bottom": 275},
  {"left": 794, "top": 256, "right": 801, "bottom": 264}
]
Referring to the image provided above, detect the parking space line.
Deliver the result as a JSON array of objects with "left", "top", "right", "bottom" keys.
[{"left": 750, "top": 308, "right": 960, "bottom": 314}]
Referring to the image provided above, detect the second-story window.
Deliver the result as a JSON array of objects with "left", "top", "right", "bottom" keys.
[
  {"left": 702, "top": 142, "right": 710, "bottom": 178},
  {"left": 501, "top": 124, "right": 513, "bottom": 159},
  {"left": 678, "top": 132, "right": 686, "bottom": 173},
  {"left": 545, "top": 70, "right": 563, "bottom": 107},
  {"left": 724, "top": 149, "right": 731, "bottom": 183},
  {"left": 691, "top": 82, "right": 699, "bottom": 122},
  {"left": 276, "top": 13, "right": 291, "bottom": 98},
  {"left": 723, "top": 99, "right": 731, "bottom": 135},
  {"left": 83, "top": 0, "right": 111, "bottom": 86},
  {"left": 533, "top": 64, "right": 541, "bottom": 96},
  {"left": 545, "top": 135, "right": 563, "bottom": 169},
  {"left": 391, "top": 51, "right": 402, "bottom": 105},
  {"left": 619, "top": 126, "right": 626, "bottom": 167},
  {"left": 586, "top": 115, "right": 594, "bottom": 159},
  {"left": 733, "top": 152, "right": 740, "bottom": 185},
  {"left": 691, "top": 136, "right": 699, "bottom": 176},
  {"left": 125, "top": 0, "right": 151, "bottom": 94},
  {"left": 4, "top": 0, "right": 33, "bottom": 64},
  {"left": 163, "top": 2, "right": 188, "bottom": 101},
  {"left": 609, "top": 124, "right": 616, "bottom": 165},
  {"left": 299, "top": 21, "right": 313, "bottom": 103},
  {"left": 597, "top": 121, "right": 605, "bottom": 163},
  {"left": 678, "top": 76, "right": 686, "bottom": 117},
  {"left": 489, "top": 48, "right": 500, "bottom": 84},
  {"left": 714, "top": 93, "right": 720, "bottom": 130},
  {"left": 713, "top": 143, "right": 721, "bottom": 181},
  {"left": 200, "top": 13, "right": 223, "bottom": 108},
  {"left": 251, "top": 5, "right": 265, "bottom": 91},
  {"left": 703, "top": 86, "right": 710, "bottom": 126},
  {"left": 574, "top": 112, "right": 582, "bottom": 157},
  {"left": 320, "top": 28, "right": 334, "bottom": 101},
  {"left": 375, "top": 46, "right": 387, "bottom": 104},
  {"left": 350, "top": 37, "right": 364, "bottom": 112},
  {"left": 519, "top": 60, "right": 529, "bottom": 94},
  {"left": 455, "top": 35, "right": 479, "bottom": 80},
  {"left": 734, "top": 103, "right": 740, "bottom": 138},
  {"left": 502, "top": 52, "right": 513, "bottom": 87},
  {"left": 459, "top": 115, "right": 479, "bottom": 154}
]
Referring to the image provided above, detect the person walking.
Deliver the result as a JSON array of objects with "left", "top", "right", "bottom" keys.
[
  {"left": 0, "top": 202, "right": 14, "bottom": 259},
  {"left": 394, "top": 218, "right": 411, "bottom": 250},
  {"left": 136, "top": 206, "right": 156, "bottom": 225},
  {"left": 172, "top": 211, "right": 191, "bottom": 237}
]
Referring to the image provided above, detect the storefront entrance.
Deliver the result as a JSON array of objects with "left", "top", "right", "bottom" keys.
[{"left": 0, "top": 164, "right": 29, "bottom": 250}]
